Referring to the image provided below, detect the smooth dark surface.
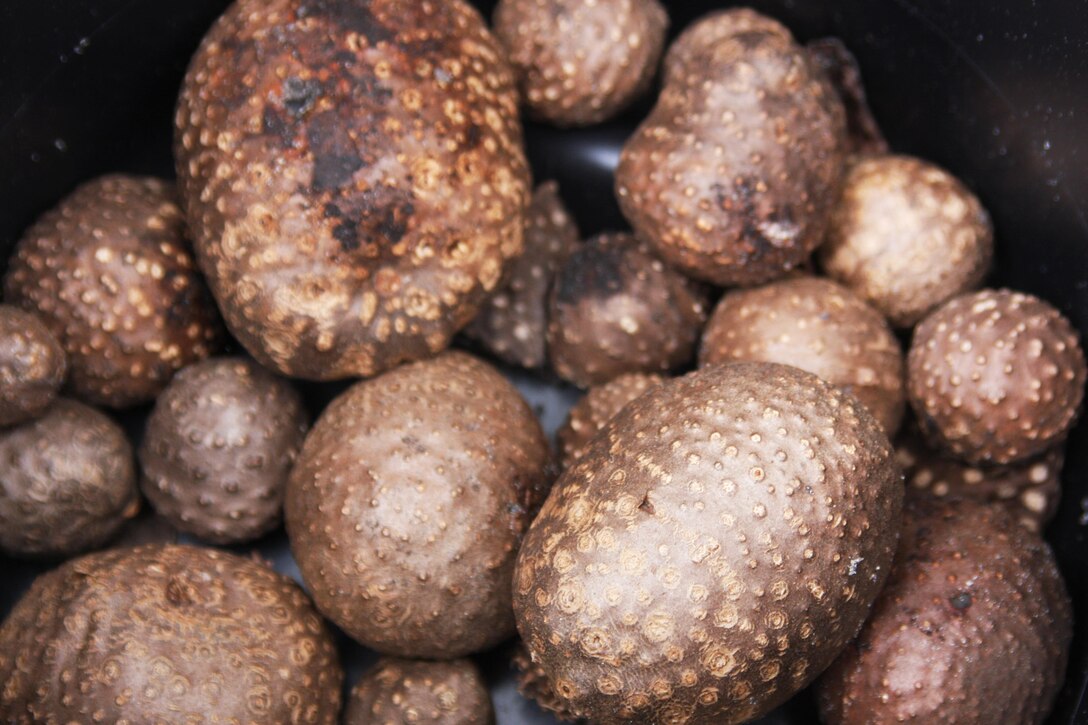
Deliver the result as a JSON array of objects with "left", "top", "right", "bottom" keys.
[{"left": 1, "top": 0, "right": 1087, "bottom": 723}]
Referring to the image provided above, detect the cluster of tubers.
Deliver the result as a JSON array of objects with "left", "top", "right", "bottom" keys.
[{"left": 0, "top": 1, "right": 1083, "bottom": 724}]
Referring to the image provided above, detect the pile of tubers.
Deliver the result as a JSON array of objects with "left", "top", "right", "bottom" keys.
[{"left": 0, "top": 1, "right": 1082, "bottom": 724}]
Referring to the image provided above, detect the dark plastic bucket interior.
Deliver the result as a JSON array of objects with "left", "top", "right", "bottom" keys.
[{"left": 1, "top": 1, "right": 1087, "bottom": 722}]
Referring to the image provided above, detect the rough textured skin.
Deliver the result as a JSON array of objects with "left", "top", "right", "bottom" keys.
[
  {"left": 286, "top": 351, "right": 551, "bottom": 657},
  {"left": 0, "top": 306, "right": 66, "bottom": 427},
  {"left": 3, "top": 175, "right": 222, "bottom": 407},
  {"left": 556, "top": 372, "right": 664, "bottom": 468},
  {"left": 139, "top": 357, "right": 308, "bottom": 544},
  {"left": 699, "top": 277, "right": 905, "bottom": 436},
  {"left": 547, "top": 233, "right": 708, "bottom": 388},
  {"left": 615, "top": 9, "right": 847, "bottom": 286},
  {"left": 908, "top": 289, "right": 1086, "bottom": 465},
  {"left": 514, "top": 362, "right": 903, "bottom": 724},
  {"left": 0, "top": 399, "right": 138, "bottom": 558},
  {"left": 820, "top": 155, "right": 993, "bottom": 327},
  {"left": 511, "top": 641, "right": 579, "bottom": 722},
  {"left": 804, "top": 38, "right": 887, "bottom": 157},
  {"left": 175, "top": 0, "right": 530, "bottom": 380},
  {"left": 493, "top": 0, "right": 668, "bottom": 126},
  {"left": 344, "top": 657, "right": 494, "bottom": 725},
  {"left": 818, "top": 498, "right": 1072, "bottom": 724},
  {"left": 0, "top": 544, "right": 342, "bottom": 723},
  {"left": 895, "top": 423, "right": 1063, "bottom": 532},
  {"left": 465, "top": 181, "right": 580, "bottom": 368}
]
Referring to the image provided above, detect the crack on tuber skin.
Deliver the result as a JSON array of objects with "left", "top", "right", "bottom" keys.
[{"left": 616, "top": 8, "right": 847, "bottom": 286}]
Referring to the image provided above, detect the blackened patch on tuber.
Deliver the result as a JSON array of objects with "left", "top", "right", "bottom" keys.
[
  {"left": 555, "top": 243, "right": 626, "bottom": 305},
  {"left": 283, "top": 77, "right": 322, "bottom": 117},
  {"left": 307, "top": 111, "right": 364, "bottom": 192}
]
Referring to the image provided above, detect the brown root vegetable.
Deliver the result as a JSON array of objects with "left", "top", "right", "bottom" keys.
[
  {"left": 514, "top": 362, "right": 903, "bottom": 724},
  {"left": 344, "top": 657, "right": 494, "bottom": 725},
  {"left": 0, "top": 305, "right": 66, "bottom": 427},
  {"left": 820, "top": 155, "right": 994, "bottom": 327},
  {"left": 907, "top": 288, "right": 1086, "bottom": 465},
  {"left": 547, "top": 232, "right": 708, "bottom": 388},
  {"left": 804, "top": 38, "right": 888, "bottom": 157},
  {"left": 0, "top": 399, "right": 138, "bottom": 558},
  {"left": 0, "top": 544, "right": 342, "bottom": 723},
  {"left": 285, "top": 351, "right": 551, "bottom": 658},
  {"left": 699, "top": 276, "right": 905, "bottom": 436},
  {"left": 895, "top": 424, "right": 1063, "bottom": 532},
  {"left": 818, "top": 498, "right": 1072, "bottom": 724},
  {"left": 556, "top": 372, "right": 665, "bottom": 468},
  {"left": 465, "top": 181, "right": 580, "bottom": 368},
  {"left": 138, "top": 357, "right": 308, "bottom": 544},
  {"left": 615, "top": 8, "right": 847, "bottom": 286},
  {"left": 3, "top": 175, "right": 222, "bottom": 407},
  {"left": 493, "top": 0, "right": 668, "bottom": 126},
  {"left": 176, "top": 0, "right": 530, "bottom": 381}
]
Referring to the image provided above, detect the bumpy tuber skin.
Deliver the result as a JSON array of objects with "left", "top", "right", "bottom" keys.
[
  {"left": 0, "top": 544, "right": 342, "bottom": 724},
  {"left": 699, "top": 277, "right": 905, "bottom": 436},
  {"left": 3, "top": 175, "right": 222, "bottom": 407},
  {"left": 176, "top": 0, "right": 530, "bottom": 380},
  {"left": 547, "top": 232, "right": 708, "bottom": 388},
  {"left": 820, "top": 155, "right": 993, "bottom": 327},
  {"left": 895, "top": 424, "right": 1063, "bottom": 532},
  {"left": 493, "top": 0, "right": 668, "bottom": 126},
  {"left": 616, "top": 8, "right": 847, "bottom": 286},
  {"left": 556, "top": 372, "right": 665, "bottom": 468},
  {"left": 465, "top": 181, "right": 580, "bottom": 368},
  {"left": 907, "top": 289, "right": 1086, "bottom": 465},
  {"left": 138, "top": 357, "right": 308, "bottom": 544},
  {"left": 818, "top": 498, "right": 1072, "bottom": 725},
  {"left": 286, "top": 351, "right": 551, "bottom": 658},
  {"left": 0, "top": 399, "right": 138, "bottom": 558},
  {"left": 344, "top": 657, "right": 494, "bottom": 725},
  {"left": 514, "top": 362, "right": 903, "bottom": 724},
  {"left": 0, "top": 306, "right": 66, "bottom": 427}
]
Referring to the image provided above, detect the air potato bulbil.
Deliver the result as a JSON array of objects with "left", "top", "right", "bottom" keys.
[
  {"left": 286, "top": 351, "right": 551, "bottom": 658},
  {"left": 907, "top": 289, "right": 1086, "bottom": 464},
  {"left": 0, "top": 544, "right": 342, "bottom": 723},
  {"left": 493, "top": 0, "right": 668, "bottom": 126},
  {"left": 514, "top": 362, "right": 903, "bottom": 724},
  {"left": 3, "top": 175, "right": 222, "bottom": 407},
  {"left": 344, "top": 657, "right": 494, "bottom": 725},
  {"left": 818, "top": 498, "right": 1072, "bottom": 724},
  {"left": 0, "top": 399, "right": 138, "bottom": 558},
  {"left": 547, "top": 232, "right": 708, "bottom": 388},
  {"left": 175, "top": 0, "right": 530, "bottom": 380},
  {"left": 139, "top": 356, "right": 308, "bottom": 544},
  {"left": 0, "top": 306, "right": 66, "bottom": 427},
  {"left": 616, "top": 8, "right": 847, "bottom": 286},
  {"left": 820, "top": 155, "right": 993, "bottom": 327}
]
